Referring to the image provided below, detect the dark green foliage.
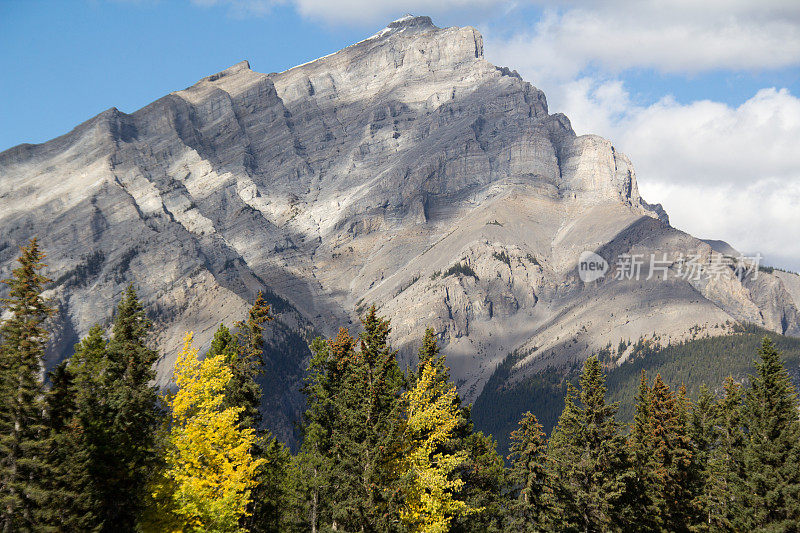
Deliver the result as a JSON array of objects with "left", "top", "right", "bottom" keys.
[
  {"left": 492, "top": 251, "right": 511, "bottom": 267},
  {"left": 42, "top": 360, "right": 99, "bottom": 531},
  {"left": 606, "top": 325, "right": 800, "bottom": 422},
  {"left": 474, "top": 325, "right": 800, "bottom": 457},
  {"left": 443, "top": 262, "right": 479, "bottom": 280},
  {"left": 647, "top": 375, "right": 699, "bottom": 530},
  {"left": 545, "top": 357, "right": 631, "bottom": 531},
  {"left": 292, "top": 306, "right": 406, "bottom": 532},
  {"left": 93, "top": 286, "right": 163, "bottom": 530},
  {"left": 737, "top": 337, "right": 800, "bottom": 530},
  {"left": 506, "top": 412, "right": 548, "bottom": 531},
  {"left": 473, "top": 355, "right": 578, "bottom": 454},
  {"left": 248, "top": 435, "right": 292, "bottom": 533},
  {"left": 0, "top": 238, "right": 54, "bottom": 531},
  {"left": 226, "top": 291, "right": 273, "bottom": 430},
  {"left": 451, "top": 428, "right": 508, "bottom": 533}
]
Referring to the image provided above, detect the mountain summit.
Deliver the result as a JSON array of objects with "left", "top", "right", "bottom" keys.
[{"left": 1, "top": 16, "right": 798, "bottom": 439}]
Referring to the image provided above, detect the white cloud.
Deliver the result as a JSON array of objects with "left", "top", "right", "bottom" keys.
[
  {"left": 482, "top": 2, "right": 800, "bottom": 269},
  {"left": 291, "top": 0, "right": 512, "bottom": 24},
  {"left": 191, "top": 0, "right": 515, "bottom": 23},
  {"left": 485, "top": 2, "right": 800, "bottom": 81},
  {"left": 531, "top": 78, "right": 800, "bottom": 270}
]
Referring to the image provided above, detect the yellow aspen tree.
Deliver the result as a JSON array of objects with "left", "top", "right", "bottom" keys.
[
  {"left": 163, "top": 332, "right": 264, "bottom": 532},
  {"left": 401, "top": 361, "right": 475, "bottom": 533}
]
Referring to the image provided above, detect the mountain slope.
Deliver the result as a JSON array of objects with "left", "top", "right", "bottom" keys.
[{"left": 1, "top": 16, "right": 798, "bottom": 434}]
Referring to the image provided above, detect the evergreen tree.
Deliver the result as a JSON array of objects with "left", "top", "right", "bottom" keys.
[
  {"left": 545, "top": 357, "right": 629, "bottom": 531},
  {"left": 689, "top": 383, "right": 740, "bottom": 532},
  {"left": 416, "top": 327, "right": 449, "bottom": 384},
  {"left": 624, "top": 369, "right": 661, "bottom": 531},
  {"left": 0, "top": 238, "right": 54, "bottom": 531},
  {"left": 738, "top": 337, "right": 800, "bottom": 530},
  {"left": 228, "top": 292, "right": 272, "bottom": 429},
  {"left": 210, "top": 296, "right": 294, "bottom": 533},
  {"left": 648, "top": 374, "right": 698, "bottom": 531},
  {"left": 713, "top": 376, "right": 747, "bottom": 529},
  {"left": 506, "top": 412, "right": 548, "bottom": 532},
  {"left": 293, "top": 307, "right": 406, "bottom": 532},
  {"left": 41, "top": 360, "right": 98, "bottom": 531},
  {"left": 96, "top": 285, "right": 163, "bottom": 530},
  {"left": 451, "top": 430, "right": 507, "bottom": 533},
  {"left": 293, "top": 330, "right": 354, "bottom": 533}
]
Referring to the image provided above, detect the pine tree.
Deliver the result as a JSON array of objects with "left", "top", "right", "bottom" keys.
[
  {"left": 41, "top": 360, "right": 98, "bottom": 531},
  {"left": 506, "top": 412, "right": 548, "bottom": 532},
  {"left": 624, "top": 369, "right": 661, "bottom": 531},
  {"left": 401, "top": 360, "right": 473, "bottom": 532},
  {"left": 44, "top": 324, "right": 111, "bottom": 531},
  {"left": 293, "top": 307, "right": 406, "bottom": 532},
  {"left": 0, "top": 238, "right": 54, "bottom": 531},
  {"left": 416, "top": 327, "right": 449, "bottom": 384},
  {"left": 648, "top": 374, "right": 698, "bottom": 531},
  {"left": 160, "top": 332, "right": 264, "bottom": 531},
  {"left": 451, "top": 430, "right": 508, "bottom": 533},
  {"left": 714, "top": 376, "right": 747, "bottom": 529},
  {"left": 738, "top": 337, "right": 800, "bottom": 530},
  {"left": 210, "top": 297, "right": 294, "bottom": 533},
  {"left": 96, "top": 285, "right": 163, "bottom": 530},
  {"left": 545, "top": 357, "right": 629, "bottom": 531},
  {"left": 689, "top": 383, "right": 740, "bottom": 532},
  {"left": 228, "top": 292, "right": 272, "bottom": 429}
]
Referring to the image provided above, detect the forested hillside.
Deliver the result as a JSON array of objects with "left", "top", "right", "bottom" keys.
[
  {"left": 474, "top": 324, "right": 800, "bottom": 455},
  {"left": 3, "top": 240, "right": 800, "bottom": 531}
]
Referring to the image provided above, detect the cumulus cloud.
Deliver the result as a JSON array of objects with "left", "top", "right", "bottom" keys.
[
  {"left": 480, "top": 2, "right": 800, "bottom": 268},
  {"left": 191, "top": 0, "right": 515, "bottom": 22},
  {"left": 531, "top": 78, "right": 800, "bottom": 269},
  {"left": 487, "top": 2, "right": 800, "bottom": 80},
  {"left": 291, "top": 0, "right": 512, "bottom": 24}
]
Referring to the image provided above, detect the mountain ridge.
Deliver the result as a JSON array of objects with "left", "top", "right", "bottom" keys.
[{"left": 1, "top": 15, "right": 798, "bottom": 435}]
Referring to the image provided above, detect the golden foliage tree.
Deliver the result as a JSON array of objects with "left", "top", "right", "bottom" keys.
[
  {"left": 400, "top": 360, "right": 474, "bottom": 533},
  {"left": 160, "top": 332, "right": 264, "bottom": 532}
]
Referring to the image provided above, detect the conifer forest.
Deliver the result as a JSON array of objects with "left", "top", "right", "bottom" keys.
[{"left": 2, "top": 240, "right": 800, "bottom": 532}]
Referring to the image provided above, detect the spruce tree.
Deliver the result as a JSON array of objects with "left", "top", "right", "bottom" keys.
[
  {"left": 0, "top": 238, "right": 54, "bottom": 531},
  {"left": 229, "top": 292, "right": 272, "bottom": 429},
  {"left": 624, "top": 370, "right": 661, "bottom": 531},
  {"left": 451, "top": 430, "right": 507, "bottom": 533},
  {"left": 648, "top": 374, "right": 698, "bottom": 531},
  {"left": 97, "top": 285, "right": 163, "bottom": 530},
  {"left": 545, "top": 357, "right": 629, "bottom": 531},
  {"left": 689, "top": 383, "right": 742, "bottom": 532},
  {"left": 292, "top": 333, "right": 347, "bottom": 533},
  {"left": 41, "top": 360, "right": 98, "bottom": 531},
  {"left": 714, "top": 376, "right": 747, "bottom": 529},
  {"left": 738, "top": 337, "right": 800, "bottom": 530},
  {"left": 507, "top": 412, "right": 548, "bottom": 532}
]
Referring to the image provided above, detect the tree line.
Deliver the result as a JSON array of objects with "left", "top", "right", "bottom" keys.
[{"left": 1, "top": 239, "right": 800, "bottom": 532}]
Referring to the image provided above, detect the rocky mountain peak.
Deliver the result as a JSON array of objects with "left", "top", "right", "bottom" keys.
[
  {"left": 386, "top": 14, "right": 436, "bottom": 32},
  {"left": 1, "top": 15, "right": 798, "bottom": 440}
]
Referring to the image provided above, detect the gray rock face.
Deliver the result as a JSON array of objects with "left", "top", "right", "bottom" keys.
[{"left": 1, "top": 16, "right": 798, "bottom": 432}]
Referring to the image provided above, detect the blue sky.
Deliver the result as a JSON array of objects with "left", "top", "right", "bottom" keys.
[{"left": 1, "top": 1, "right": 799, "bottom": 269}]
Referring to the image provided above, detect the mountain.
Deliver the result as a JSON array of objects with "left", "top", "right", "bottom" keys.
[{"left": 1, "top": 15, "right": 799, "bottom": 441}]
